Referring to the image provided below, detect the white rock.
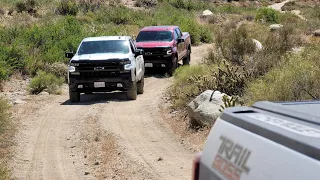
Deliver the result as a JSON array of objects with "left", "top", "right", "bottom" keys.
[
  {"left": 314, "top": 29, "right": 320, "bottom": 37},
  {"left": 187, "top": 90, "right": 231, "bottom": 127},
  {"left": 269, "top": 24, "right": 283, "bottom": 30},
  {"left": 39, "top": 91, "right": 49, "bottom": 95},
  {"left": 202, "top": 10, "right": 213, "bottom": 16},
  {"left": 13, "top": 99, "right": 26, "bottom": 105},
  {"left": 252, "top": 39, "right": 263, "bottom": 51}
]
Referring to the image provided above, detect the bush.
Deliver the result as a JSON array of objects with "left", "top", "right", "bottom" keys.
[
  {"left": 78, "top": 0, "right": 102, "bottom": 12},
  {"left": 42, "top": 62, "right": 68, "bottom": 81},
  {"left": 135, "top": 0, "right": 158, "bottom": 8},
  {"left": 256, "top": 7, "right": 280, "bottom": 23},
  {"left": 244, "top": 48, "right": 320, "bottom": 105},
  {"left": 15, "top": 0, "right": 38, "bottom": 14},
  {"left": 169, "top": 65, "right": 215, "bottom": 107},
  {"left": 56, "top": 0, "right": 78, "bottom": 16},
  {"left": 215, "top": 25, "right": 256, "bottom": 65},
  {"left": 281, "top": 1, "right": 296, "bottom": 11},
  {"left": 28, "top": 71, "right": 64, "bottom": 94}
]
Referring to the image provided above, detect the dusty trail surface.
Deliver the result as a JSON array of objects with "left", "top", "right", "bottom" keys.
[{"left": 10, "top": 44, "right": 212, "bottom": 180}]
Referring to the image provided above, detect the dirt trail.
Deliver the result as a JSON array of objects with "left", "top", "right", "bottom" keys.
[
  {"left": 268, "top": 0, "right": 306, "bottom": 20},
  {"left": 10, "top": 44, "right": 212, "bottom": 180}
]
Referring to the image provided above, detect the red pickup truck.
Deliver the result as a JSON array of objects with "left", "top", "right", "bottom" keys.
[{"left": 134, "top": 26, "right": 192, "bottom": 75}]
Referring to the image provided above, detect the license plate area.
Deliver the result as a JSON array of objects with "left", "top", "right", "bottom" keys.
[
  {"left": 145, "top": 63, "right": 153, "bottom": 67},
  {"left": 94, "top": 82, "right": 105, "bottom": 88}
]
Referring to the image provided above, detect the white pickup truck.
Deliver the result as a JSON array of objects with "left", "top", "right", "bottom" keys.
[
  {"left": 193, "top": 100, "right": 320, "bottom": 180},
  {"left": 65, "top": 36, "right": 145, "bottom": 102}
]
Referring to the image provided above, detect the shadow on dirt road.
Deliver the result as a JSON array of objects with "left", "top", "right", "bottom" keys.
[{"left": 61, "top": 71, "right": 169, "bottom": 105}]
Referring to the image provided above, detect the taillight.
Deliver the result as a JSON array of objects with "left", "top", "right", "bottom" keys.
[{"left": 192, "top": 152, "right": 202, "bottom": 180}]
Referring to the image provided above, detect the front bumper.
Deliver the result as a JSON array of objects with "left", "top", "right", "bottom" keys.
[
  {"left": 69, "top": 72, "right": 133, "bottom": 92},
  {"left": 143, "top": 54, "right": 174, "bottom": 68}
]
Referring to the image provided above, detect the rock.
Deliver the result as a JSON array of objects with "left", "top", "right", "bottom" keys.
[
  {"left": 13, "top": 99, "right": 26, "bottom": 105},
  {"left": 84, "top": 172, "right": 90, "bottom": 175},
  {"left": 202, "top": 10, "right": 213, "bottom": 16},
  {"left": 314, "top": 29, "right": 320, "bottom": 37},
  {"left": 158, "top": 157, "right": 163, "bottom": 161},
  {"left": 269, "top": 24, "right": 283, "bottom": 31},
  {"left": 39, "top": 91, "right": 49, "bottom": 96},
  {"left": 252, "top": 39, "right": 263, "bottom": 51},
  {"left": 187, "top": 90, "right": 230, "bottom": 127}
]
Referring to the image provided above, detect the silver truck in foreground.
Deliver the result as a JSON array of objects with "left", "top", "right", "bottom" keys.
[
  {"left": 65, "top": 36, "right": 145, "bottom": 102},
  {"left": 193, "top": 100, "right": 320, "bottom": 180}
]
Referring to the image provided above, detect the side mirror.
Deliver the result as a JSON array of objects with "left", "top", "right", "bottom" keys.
[
  {"left": 65, "top": 52, "right": 74, "bottom": 58},
  {"left": 177, "top": 38, "right": 185, "bottom": 43},
  {"left": 135, "top": 49, "right": 144, "bottom": 56}
]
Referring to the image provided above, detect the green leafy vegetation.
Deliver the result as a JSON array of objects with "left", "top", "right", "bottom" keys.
[
  {"left": 28, "top": 71, "right": 64, "bottom": 94},
  {"left": 170, "top": 3, "right": 319, "bottom": 109}
]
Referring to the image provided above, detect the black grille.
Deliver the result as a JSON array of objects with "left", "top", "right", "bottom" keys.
[
  {"left": 79, "top": 71, "right": 119, "bottom": 78},
  {"left": 141, "top": 48, "right": 167, "bottom": 55}
]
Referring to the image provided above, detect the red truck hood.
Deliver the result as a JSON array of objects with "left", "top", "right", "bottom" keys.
[{"left": 135, "top": 41, "right": 173, "bottom": 48}]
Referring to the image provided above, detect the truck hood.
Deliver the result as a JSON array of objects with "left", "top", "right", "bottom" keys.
[
  {"left": 135, "top": 41, "right": 173, "bottom": 48},
  {"left": 71, "top": 53, "right": 129, "bottom": 61}
]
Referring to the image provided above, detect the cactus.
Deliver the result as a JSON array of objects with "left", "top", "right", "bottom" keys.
[
  {"left": 213, "top": 60, "right": 251, "bottom": 96},
  {"left": 219, "top": 95, "right": 243, "bottom": 112}
]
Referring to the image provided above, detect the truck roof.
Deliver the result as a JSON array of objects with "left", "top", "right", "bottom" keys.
[
  {"left": 82, "top": 36, "right": 131, "bottom": 42},
  {"left": 140, "top": 26, "right": 178, "bottom": 31}
]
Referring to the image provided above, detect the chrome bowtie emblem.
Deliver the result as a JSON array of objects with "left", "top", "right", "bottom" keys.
[{"left": 94, "top": 66, "right": 104, "bottom": 70}]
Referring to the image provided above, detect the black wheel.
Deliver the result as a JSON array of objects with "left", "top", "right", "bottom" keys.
[
  {"left": 183, "top": 49, "right": 191, "bottom": 66},
  {"left": 127, "top": 81, "right": 137, "bottom": 100},
  {"left": 137, "top": 76, "right": 144, "bottom": 94},
  {"left": 69, "top": 90, "right": 80, "bottom": 102},
  {"left": 167, "top": 57, "right": 178, "bottom": 76}
]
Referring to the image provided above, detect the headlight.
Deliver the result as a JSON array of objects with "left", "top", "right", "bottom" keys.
[
  {"left": 70, "top": 62, "right": 79, "bottom": 66},
  {"left": 163, "top": 47, "right": 172, "bottom": 54},
  {"left": 124, "top": 64, "right": 133, "bottom": 70},
  {"left": 68, "top": 66, "right": 76, "bottom": 72},
  {"left": 119, "top": 60, "right": 131, "bottom": 65}
]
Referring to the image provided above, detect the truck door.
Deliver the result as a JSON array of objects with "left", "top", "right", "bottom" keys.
[
  {"left": 174, "top": 29, "right": 183, "bottom": 60},
  {"left": 175, "top": 28, "right": 187, "bottom": 58},
  {"left": 130, "top": 40, "right": 143, "bottom": 80}
]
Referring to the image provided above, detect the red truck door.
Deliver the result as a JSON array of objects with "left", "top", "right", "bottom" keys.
[
  {"left": 173, "top": 28, "right": 183, "bottom": 60},
  {"left": 175, "top": 28, "right": 187, "bottom": 59}
]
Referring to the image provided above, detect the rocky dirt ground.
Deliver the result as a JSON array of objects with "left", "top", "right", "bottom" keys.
[{"left": 2, "top": 43, "right": 212, "bottom": 180}]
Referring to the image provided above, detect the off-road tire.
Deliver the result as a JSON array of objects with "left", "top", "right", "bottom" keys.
[
  {"left": 69, "top": 90, "right": 80, "bottom": 102},
  {"left": 167, "top": 57, "right": 178, "bottom": 76},
  {"left": 127, "top": 81, "right": 137, "bottom": 100},
  {"left": 137, "top": 76, "right": 144, "bottom": 94},
  {"left": 183, "top": 49, "right": 191, "bottom": 66}
]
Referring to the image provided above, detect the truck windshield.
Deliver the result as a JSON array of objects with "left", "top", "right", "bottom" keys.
[
  {"left": 136, "top": 31, "right": 173, "bottom": 42},
  {"left": 78, "top": 40, "right": 129, "bottom": 55}
]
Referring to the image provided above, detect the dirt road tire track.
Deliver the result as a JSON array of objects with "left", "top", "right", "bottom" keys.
[{"left": 10, "top": 44, "right": 213, "bottom": 180}]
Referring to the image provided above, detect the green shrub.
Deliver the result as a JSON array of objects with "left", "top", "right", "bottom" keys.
[
  {"left": 56, "top": 0, "right": 78, "bottom": 16},
  {"left": 244, "top": 45, "right": 320, "bottom": 105},
  {"left": 15, "top": 0, "right": 38, "bottom": 14},
  {"left": 169, "top": 65, "right": 215, "bottom": 107},
  {"left": 215, "top": 25, "right": 256, "bottom": 65},
  {"left": 281, "top": 1, "right": 296, "bottom": 11},
  {"left": 28, "top": 71, "right": 64, "bottom": 94},
  {"left": 135, "top": 0, "right": 158, "bottom": 8},
  {"left": 42, "top": 62, "right": 68, "bottom": 81},
  {"left": 256, "top": 7, "right": 280, "bottom": 23}
]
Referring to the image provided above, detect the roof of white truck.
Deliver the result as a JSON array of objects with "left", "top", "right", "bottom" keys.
[{"left": 82, "top": 36, "right": 131, "bottom": 42}]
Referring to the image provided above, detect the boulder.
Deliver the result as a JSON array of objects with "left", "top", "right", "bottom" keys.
[
  {"left": 187, "top": 90, "right": 230, "bottom": 127},
  {"left": 202, "top": 10, "right": 213, "bottom": 16},
  {"left": 252, "top": 39, "right": 263, "bottom": 51},
  {"left": 39, "top": 91, "right": 49, "bottom": 96},
  {"left": 314, "top": 29, "right": 320, "bottom": 37},
  {"left": 269, "top": 24, "right": 283, "bottom": 31}
]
